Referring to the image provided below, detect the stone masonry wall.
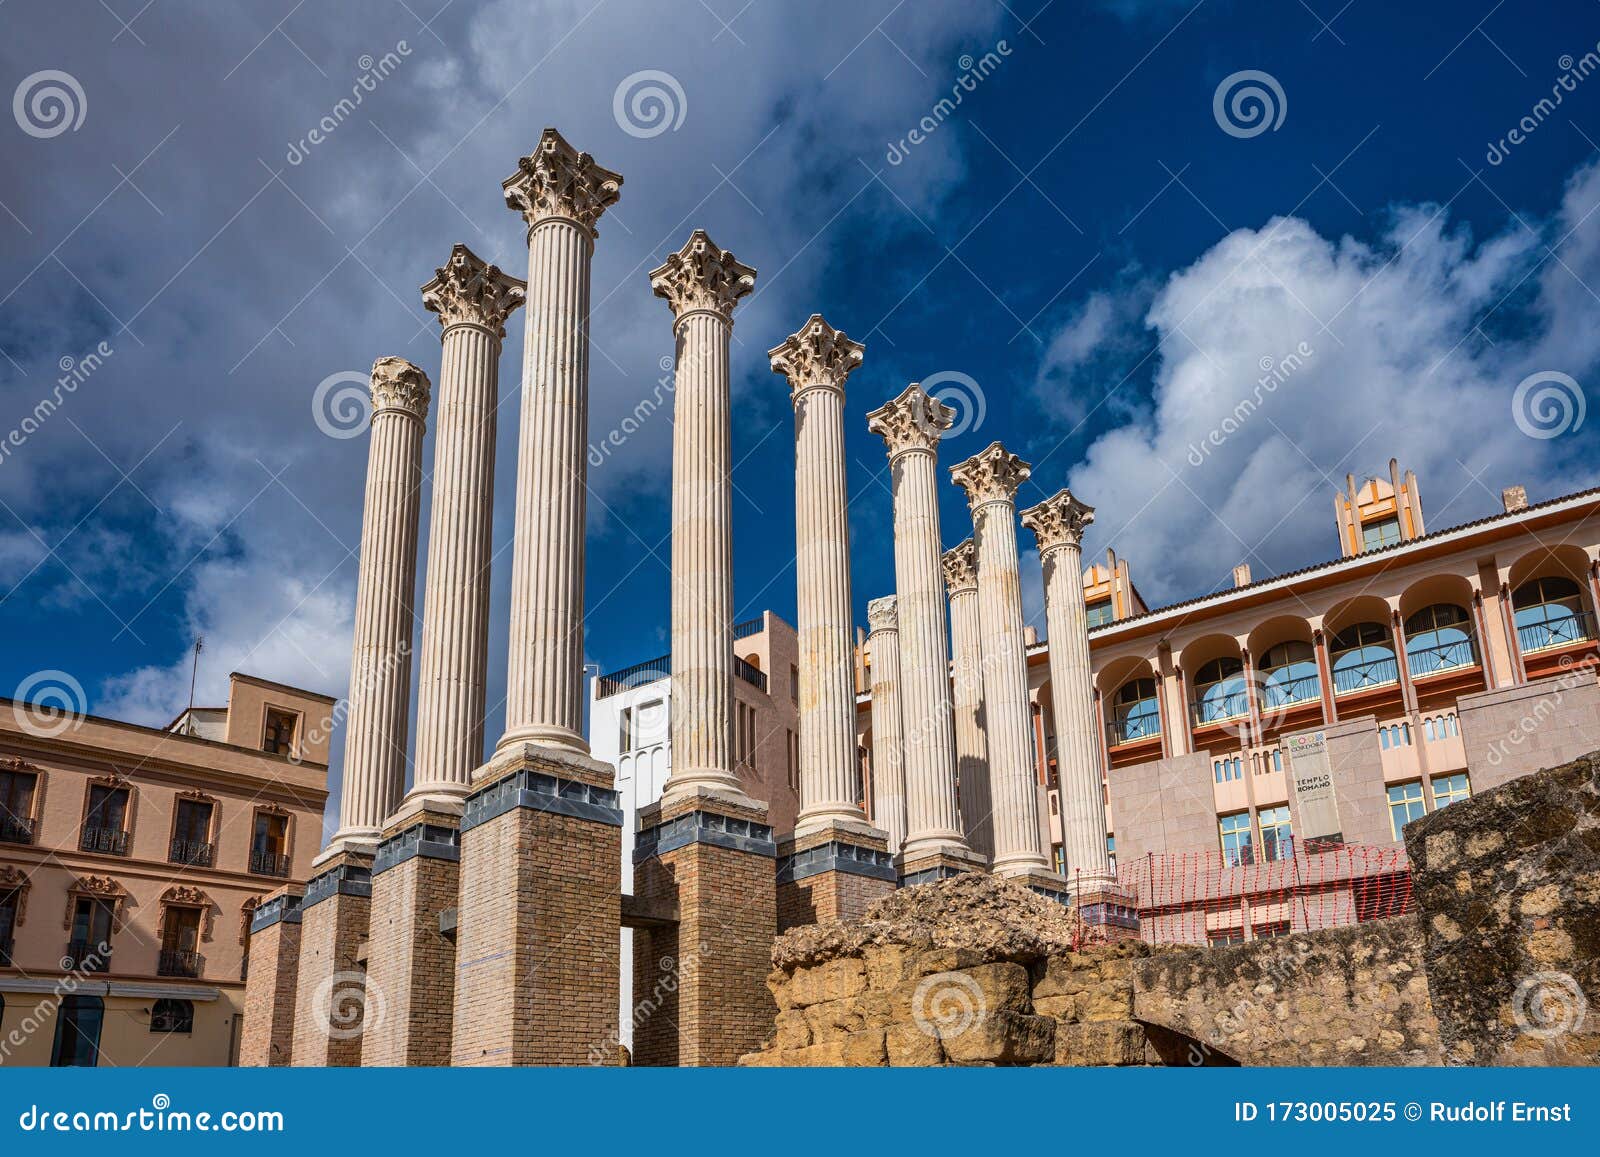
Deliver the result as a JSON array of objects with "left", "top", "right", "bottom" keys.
[{"left": 239, "top": 909, "right": 301, "bottom": 1067}]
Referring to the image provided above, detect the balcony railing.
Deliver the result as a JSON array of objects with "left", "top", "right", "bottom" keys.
[
  {"left": 0, "top": 815, "right": 35, "bottom": 845},
  {"left": 63, "top": 940, "right": 110, "bottom": 973},
  {"left": 734, "top": 655, "right": 768, "bottom": 694},
  {"left": 169, "top": 838, "right": 215, "bottom": 868},
  {"left": 1516, "top": 610, "right": 1595, "bottom": 656},
  {"left": 597, "top": 651, "right": 769, "bottom": 699},
  {"left": 1104, "top": 704, "right": 1161, "bottom": 748},
  {"left": 0, "top": 935, "right": 13, "bottom": 967},
  {"left": 1405, "top": 636, "right": 1478, "bottom": 679},
  {"left": 250, "top": 850, "right": 291, "bottom": 878},
  {"left": 1332, "top": 655, "right": 1399, "bottom": 695},
  {"left": 1259, "top": 671, "right": 1321, "bottom": 709},
  {"left": 79, "top": 826, "right": 130, "bottom": 856},
  {"left": 1190, "top": 688, "right": 1250, "bottom": 727},
  {"left": 158, "top": 948, "right": 203, "bottom": 978},
  {"left": 732, "top": 616, "right": 765, "bottom": 640}
]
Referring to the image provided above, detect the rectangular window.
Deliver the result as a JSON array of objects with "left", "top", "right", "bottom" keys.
[
  {"left": 251, "top": 812, "right": 290, "bottom": 876},
  {"left": 619, "top": 707, "right": 634, "bottom": 753},
  {"left": 0, "top": 888, "right": 19, "bottom": 966},
  {"left": 1361, "top": 516, "right": 1402, "bottom": 551},
  {"left": 1219, "top": 811, "right": 1253, "bottom": 867},
  {"left": 1387, "top": 781, "right": 1427, "bottom": 840},
  {"left": 790, "top": 664, "right": 800, "bottom": 705},
  {"left": 160, "top": 907, "right": 203, "bottom": 977},
  {"left": 1207, "top": 928, "right": 1245, "bottom": 947},
  {"left": 1431, "top": 772, "right": 1470, "bottom": 809},
  {"left": 1052, "top": 845, "right": 1066, "bottom": 874},
  {"left": 0, "top": 769, "right": 38, "bottom": 844},
  {"left": 1085, "top": 600, "right": 1115, "bottom": 628},
  {"left": 50, "top": 996, "right": 104, "bottom": 1067},
  {"left": 81, "top": 785, "right": 130, "bottom": 855},
  {"left": 1107, "top": 834, "right": 1117, "bottom": 875},
  {"left": 1258, "top": 805, "right": 1293, "bottom": 863},
  {"left": 170, "top": 799, "right": 215, "bottom": 867},
  {"left": 1253, "top": 920, "right": 1292, "bottom": 939},
  {"left": 262, "top": 707, "right": 299, "bottom": 756},
  {"left": 68, "top": 897, "right": 115, "bottom": 971}
]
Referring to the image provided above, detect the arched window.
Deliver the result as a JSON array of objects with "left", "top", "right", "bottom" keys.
[
  {"left": 1512, "top": 576, "right": 1590, "bottom": 653},
  {"left": 1192, "top": 657, "right": 1246, "bottom": 724},
  {"left": 1403, "top": 604, "right": 1475, "bottom": 676},
  {"left": 151, "top": 998, "right": 193, "bottom": 1034},
  {"left": 1329, "top": 621, "right": 1397, "bottom": 693},
  {"left": 1258, "top": 640, "right": 1319, "bottom": 707},
  {"left": 1107, "top": 678, "right": 1161, "bottom": 745}
]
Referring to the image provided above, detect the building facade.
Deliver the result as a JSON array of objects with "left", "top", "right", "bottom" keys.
[{"left": 0, "top": 672, "right": 332, "bottom": 1066}]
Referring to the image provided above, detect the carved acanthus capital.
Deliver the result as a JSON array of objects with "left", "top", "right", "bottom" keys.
[
  {"left": 502, "top": 127, "right": 623, "bottom": 238},
  {"left": 768, "top": 314, "right": 865, "bottom": 401},
  {"left": 866, "top": 383, "right": 952, "bottom": 459},
  {"left": 950, "top": 441, "right": 1032, "bottom": 511},
  {"left": 650, "top": 230, "right": 756, "bottom": 323},
  {"left": 941, "top": 539, "right": 978, "bottom": 596},
  {"left": 866, "top": 595, "right": 898, "bottom": 634},
  {"left": 370, "top": 356, "right": 431, "bottom": 421},
  {"left": 1020, "top": 487, "right": 1095, "bottom": 553},
  {"left": 421, "top": 244, "right": 526, "bottom": 339}
]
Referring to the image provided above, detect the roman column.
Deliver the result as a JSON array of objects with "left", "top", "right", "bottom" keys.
[
  {"left": 496, "top": 128, "right": 622, "bottom": 756},
  {"left": 1021, "top": 488, "right": 1113, "bottom": 890},
  {"left": 323, "top": 356, "right": 431, "bottom": 858},
  {"left": 943, "top": 539, "right": 993, "bottom": 862},
  {"left": 866, "top": 596, "right": 907, "bottom": 853},
  {"left": 866, "top": 384, "right": 976, "bottom": 881},
  {"left": 769, "top": 314, "right": 872, "bottom": 833},
  {"left": 652, "top": 230, "right": 757, "bottom": 804},
  {"left": 404, "top": 245, "right": 524, "bottom": 809},
  {"left": 951, "top": 442, "right": 1061, "bottom": 889}
]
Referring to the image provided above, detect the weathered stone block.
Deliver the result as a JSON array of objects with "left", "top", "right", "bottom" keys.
[
  {"left": 1053, "top": 1020, "right": 1147, "bottom": 1066},
  {"left": 788, "top": 956, "right": 867, "bottom": 1007},
  {"left": 886, "top": 1023, "right": 944, "bottom": 1066},
  {"left": 942, "top": 1010, "right": 1056, "bottom": 1065}
]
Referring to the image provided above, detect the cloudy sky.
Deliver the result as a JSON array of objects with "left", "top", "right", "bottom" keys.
[{"left": 4, "top": 0, "right": 1600, "bottom": 830}]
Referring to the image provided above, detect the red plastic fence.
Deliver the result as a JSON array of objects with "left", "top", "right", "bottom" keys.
[{"left": 1080, "top": 843, "right": 1414, "bottom": 947}]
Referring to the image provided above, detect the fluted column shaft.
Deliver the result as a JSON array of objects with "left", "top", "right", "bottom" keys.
[
  {"left": 411, "top": 323, "right": 502, "bottom": 798},
  {"left": 1041, "top": 537, "right": 1111, "bottom": 882},
  {"left": 866, "top": 608, "right": 907, "bottom": 852},
  {"left": 500, "top": 217, "right": 593, "bottom": 753},
  {"left": 948, "top": 573, "right": 993, "bottom": 861},
  {"left": 332, "top": 361, "right": 430, "bottom": 849}
]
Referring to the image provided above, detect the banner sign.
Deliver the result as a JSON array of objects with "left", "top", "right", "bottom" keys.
[{"left": 1284, "top": 729, "right": 1343, "bottom": 847}]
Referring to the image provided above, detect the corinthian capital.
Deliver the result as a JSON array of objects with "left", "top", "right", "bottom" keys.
[
  {"left": 649, "top": 230, "right": 756, "bottom": 323},
  {"left": 1020, "top": 487, "right": 1095, "bottom": 553},
  {"left": 502, "top": 128, "right": 623, "bottom": 238},
  {"left": 950, "top": 441, "right": 1031, "bottom": 511},
  {"left": 866, "top": 595, "right": 898, "bottom": 634},
  {"left": 866, "top": 383, "right": 952, "bottom": 459},
  {"left": 768, "top": 314, "right": 864, "bottom": 401},
  {"left": 421, "top": 244, "right": 526, "bottom": 339},
  {"left": 941, "top": 539, "right": 978, "bottom": 596},
  {"left": 370, "top": 356, "right": 431, "bottom": 420}
]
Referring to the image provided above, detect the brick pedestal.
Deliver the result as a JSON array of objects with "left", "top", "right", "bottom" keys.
[
  {"left": 776, "top": 822, "right": 896, "bottom": 931},
  {"left": 290, "top": 851, "right": 373, "bottom": 1067},
  {"left": 632, "top": 790, "right": 777, "bottom": 1067},
  {"left": 450, "top": 743, "right": 622, "bottom": 1066},
  {"left": 899, "top": 846, "right": 988, "bottom": 888},
  {"left": 361, "top": 809, "right": 462, "bottom": 1066},
  {"left": 240, "top": 886, "right": 304, "bottom": 1067}
]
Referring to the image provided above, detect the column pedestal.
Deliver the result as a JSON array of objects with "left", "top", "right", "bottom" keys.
[
  {"left": 240, "top": 886, "right": 303, "bottom": 1067},
  {"left": 360, "top": 808, "right": 461, "bottom": 1066},
  {"left": 632, "top": 790, "right": 776, "bottom": 1066},
  {"left": 898, "top": 845, "right": 989, "bottom": 888},
  {"left": 290, "top": 850, "right": 374, "bottom": 1067},
  {"left": 776, "top": 819, "right": 896, "bottom": 931},
  {"left": 450, "top": 743, "right": 622, "bottom": 1066}
]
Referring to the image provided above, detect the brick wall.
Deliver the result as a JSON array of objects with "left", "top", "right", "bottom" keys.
[
  {"left": 290, "top": 888, "right": 370, "bottom": 1067},
  {"left": 239, "top": 903, "right": 301, "bottom": 1067},
  {"left": 362, "top": 854, "right": 458, "bottom": 1066}
]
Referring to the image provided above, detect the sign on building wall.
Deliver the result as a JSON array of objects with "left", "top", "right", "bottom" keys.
[{"left": 1284, "top": 730, "right": 1343, "bottom": 850}]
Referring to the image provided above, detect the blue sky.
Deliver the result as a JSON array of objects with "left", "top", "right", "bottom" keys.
[{"left": 4, "top": 1, "right": 1600, "bottom": 825}]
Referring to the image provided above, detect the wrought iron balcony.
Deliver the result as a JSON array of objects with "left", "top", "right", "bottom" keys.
[
  {"left": 734, "top": 654, "right": 768, "bottom": 693},
  {"left": 1190, "top": 688, "right": 1250, "bottom": 727},
  {"left": 1104, "top": 704, "right": 1161, "bottom": 748},
  {"left": 732, "top": 616, "right": 765, "bottom": 639},
  {"left": 250, "top": 850, "right": 291, "bottom": 878},
  {"left": 63, "top": 940, "right": 110, "bottom": 973},
  {"left": 1517, "top": 610, "right": 1594, "bottom": 656},
  {"left": 1405, "top": 636, "right": 1478, "bottom": 678},
  {"left": 79, "top": 826, "right": 130, "bottom": 856},
  {"left": 1259, "top": 671, "right": 1321, "bottom": 709},
  {"left": 1332, "top": 655, "right": 1399, "bottom": 695},
  {"left": 0, "top": 814, "right": 35, "bottom": 845},
  {"left": 158, "top": 949, "right": 203, "bottom": 978},
  {"left": 169, "top": 838, "right": 215, "bottom": 868}
]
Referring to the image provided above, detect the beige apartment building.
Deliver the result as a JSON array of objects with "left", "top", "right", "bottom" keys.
[
  {"left": 0, "top": 672, "right": 332, "bottom": 1066},
  {"left": 857, "top": 464, "right": 1600, "bottom": 941}
]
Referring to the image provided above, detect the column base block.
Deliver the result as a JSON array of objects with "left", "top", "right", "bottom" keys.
[
  {"left": 362, "top": 809, "right": 462, "bottom": 1066},
  {"left": 1003, "top": 865, "right": 1076, "bottom": 906},
  {"left": 632, "top": 792, "right": 777, "bottom": 1067},
  {"left": 450, "top": 743, "right": 622, "bottom": 1066},
  {"left": 1066, "top": 879, "right": 1143, "bottom": 940},
  {"left": 899, "top": 846, "right": 989, "bottom": 888},
  {"left": 290, "top": 850, "right": 374, "bottom": 1067},
  {"left": 776, "top": 821, "right": 896, "bottom": 931},
  {"left": 240, "top": 885, "right": 304, "bottom": 1067}
]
